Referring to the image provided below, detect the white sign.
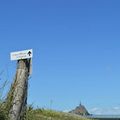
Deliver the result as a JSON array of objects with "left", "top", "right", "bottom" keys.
[{"left": 10, "top": 49, "right": 33, "bottom": 60}]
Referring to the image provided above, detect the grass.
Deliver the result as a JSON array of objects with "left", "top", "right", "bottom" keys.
[
  {"left": 0, "top": 103, "right": 94, "bottom": 120},
  {"left": 0, "top": 99, "right": 94, "bottom": 120},
  {"left": 0, "top": 102, "right": 8, "bottom": 120},
  {"left": 26, "top": 107, "right": 93, "bottom": 120}
]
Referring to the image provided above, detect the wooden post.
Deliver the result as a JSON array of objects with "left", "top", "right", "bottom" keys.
[{"left": 7, "top": 59, "right": 31, "bottom": 120}]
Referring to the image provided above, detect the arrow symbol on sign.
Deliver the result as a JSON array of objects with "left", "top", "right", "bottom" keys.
[{"left": 28, "top": 51, "right": 32, "bottom": 56}]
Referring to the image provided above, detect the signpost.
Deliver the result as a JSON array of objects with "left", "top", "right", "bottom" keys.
[{"left": 7, "top": 49, "right": 33, "bottom": 120}]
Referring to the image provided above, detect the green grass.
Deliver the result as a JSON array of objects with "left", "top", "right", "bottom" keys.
[
  {"left": 0, "top": 102, "right": 8, "bottom": 120},
  {"left": 0, "top": 103, "right": 94, "bottom": 120},
  {"left": 0, "top": 102, "right": 94, "bottom": 120},
  {"left": 26, "top": 107, "right": 93, "bottom": 120}
]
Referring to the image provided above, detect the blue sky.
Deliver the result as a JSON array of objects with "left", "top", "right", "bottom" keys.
[{"left": 0, "top": 0, "right": 120, "bottom": 114}]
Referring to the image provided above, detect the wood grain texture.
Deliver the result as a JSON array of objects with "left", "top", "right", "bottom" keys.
[{"left": 8, "top": 59, "right": 30, "bottom": 120}]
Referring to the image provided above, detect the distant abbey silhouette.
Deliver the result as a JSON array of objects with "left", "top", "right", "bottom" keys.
[{"left": 69, "top": 103, "right": 90, "bottom": 116}]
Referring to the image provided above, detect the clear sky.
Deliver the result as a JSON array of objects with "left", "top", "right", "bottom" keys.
[{"left": 0, "top": 0, "right": 120, "bottom": 115}]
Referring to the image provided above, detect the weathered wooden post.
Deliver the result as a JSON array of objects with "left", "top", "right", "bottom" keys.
[{"left": 6, "top": 49, "right": 33, "bottom": 120}]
